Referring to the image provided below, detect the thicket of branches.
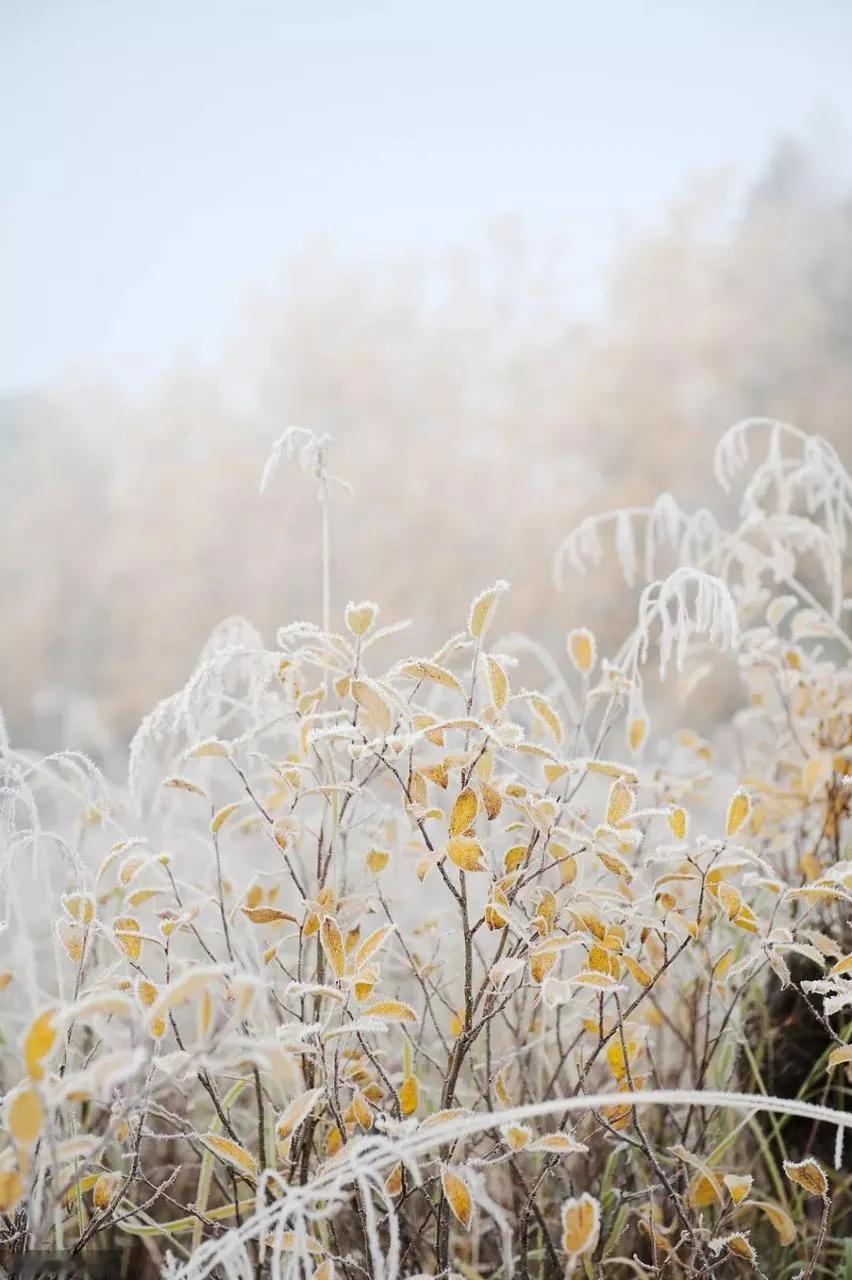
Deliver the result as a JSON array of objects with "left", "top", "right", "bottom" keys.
[{"left": 0, "top": 419, "right": 850, "bottom": 1279}]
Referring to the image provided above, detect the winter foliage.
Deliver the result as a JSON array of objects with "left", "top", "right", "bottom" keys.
[{"left": 0, "top": 420, "right": 851, "bottom": 1277}]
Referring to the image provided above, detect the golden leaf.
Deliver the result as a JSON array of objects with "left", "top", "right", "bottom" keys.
[
  {"left": 447, "top": 837, "right": 486, "bottom": 873},
  {"left": 828, "top": 1045, "right": 852, "bottom": 1071},
  {"left": 363, "top": 999, "right": 417, "bottom": 1022},
  {"left": 567, "top": 628, "right": 596, "bottom": 674},
  {"left": 365, "top": 848, "right": 390, "bottom": 874},
  {"left": 783, "top": 1158, "right": 828, "bottom": 1197},
  {"left": 113, "top": 915, "right": 142, "bottom": 961},
  {"left": 397, "top": 660, "right": 464, "bottom": 697},
  {"left": 8, "top": 1087, "right": 44, "bottom": 1147},
  {"left": 723, "top": 1173, "right": 752, "bottom": 1205},
  {"left": 450, "top": 788, "right": 478, "bottom": 836},
  {"left": 211, "top": 802, "right": 241, "bottom": 834},
  {"left": 628, "top": 716, "right": 648, "bottom": 752},
  {"left": 320, "top": 918, "right": 346, "bottom": 980},
  {"left": 201, "top": 1134, "right": 257, "bottom": 1180},
  {"left": 726, "top": 788, "right": 750, "bottom": 838},
  {"left": 469, "top": 580, "right": 508, "bottom": 641},
  {"left": 746, "top": 1199, "right": 796, "bottom": 1245},
  {"left": 561, "top": 1192, "right": 600, "bottom": 1258},
  {"left": 606, "top": 777, "right": 634, "bottom": 827},
  {"left": 480, "top": 782, "right": 502, "bottom": 820},
  {"left": 353, "top": 924, "right": 394, "bottom": 972},
  {"left": 441, "top": 1165, "right": 473, "bottom": 1230},
  {"left": 345, "top": 600, "right": 377, "bottom": 637},
  {"left": 668, "top": 806, "right": 687, "bottom": 840},
  {"left": 351, "top": 679, "right": 392, "bottom": 736},
  {"left": 385, "top": 1163, "right": 403, "bottom": 1196},
  {"left": 398, "top": 1075, "right": 419, "bottom": 1117},
  {"left": 24, "top": 1009, "right": 58, "bottom": 1081},
  {"left": 241, "top": 906, "right": 297, "bottom": 925},
  {"left": 92, "top": 1172, "right": 122, "bottom": 1211},
  {"left": 487, "top": 657, "right": 509, "bottom": 709}
]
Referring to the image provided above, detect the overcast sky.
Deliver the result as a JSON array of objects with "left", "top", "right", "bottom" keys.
[{"left": 3, "top": 0, "right": 852, "bottom": 393}]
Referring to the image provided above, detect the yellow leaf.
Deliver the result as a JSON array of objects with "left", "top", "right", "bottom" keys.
[
  {"left": 441, "top": 1165, "right": 473, "bottom": 1230},
  {"left": 113, "top": 915, "right": 142, "bottom": 961},
  {"left": 724, "top": 1233, "right": 755, "bottom": 1261},
  {"left": 202, "top": 1134, "right": 257, "bottom": 1181},
  {"left": 385, "top": 1163, "right": 403, "bottom": 1196},
  {"left": 57, "top": 919, "right": 85, "bottom": 964},
  {"left": 622, "top": 955, "right": 652, "bottom": 987},
  {"left": 0, "top": 1170, "right": 23, "bottom": 1212},
  {"left": 746, "top": 1199, "right": 796, "bottom": 1245},
  {"left": 447, "top": 837, "right": 486, "bottom": 873},
  {"left": 450, "top": 788, "right": 478, "bottom": 836},
  {"left": 8, "top": 1086, "right": 44, "bottom": 1146},
  {"left": 503, "top": 1123, "right": 531, "bottom": 1150},
  {"left": 606, "top": 777, "right": 634, "bottom": 827},
  {"left": 668, "top": 806, "right": 688, "bottom": 840},
  {"left": 530, "top": 949, "right": 557, "bottom": 983},
  {"left": 783, "top": 1158, "right": 828, "bottom": 1197},
  {"left": 366, "top": 848, "right": 390, "bottom": 874},
  {"left": 726, "top": 788, "right": 750, "bottom": 838},
  {"left": 398, "top": 1075, "right": 419, "bottom": 1117},
  {"left": 345, "top": 600, "right": 377, "bottom": 637},
  {"left": 469, "top": 580, "right": 508, "bottom": 641},
  {"left": 211, "top": 802, "right": 241, "bottom": 834},
  {"left": 530, "top": 694, "right": 564, "bottom": 744},
  {"left": 628, "top": 716, "right": 648, "bottom": 752},
  {"left": 353, "top": 925, "right": 394, "bottom": 972},
  {"left": 397, "top": 660, "right": 464, "bottom": 697},
  {"left": 240, "top": 907, "right": 297, "bottom": 925},
  {"left": 723, "top": 1173, "right": 752, "bottom": 1205},
  {"left": 92, "top": 1172, "right": 122, "bottom": 1211},
  {"left": 717, "top": 882, "right": 742, "bottom": 920},
  {"left": 363, "top": 1000, "right": 417, "bottom": 1023},
  {"left": 351, "top": 679, "right": 392, "bottom": 736},
  {"left": 486, "top": 657, "right": 509, "bottom": 709},
  {"left": 63, "top": 892, "right": 95, "bottom": 925},
  {"left": 320, "top": 918, "right": 346, "bottom": 980},
  {"left": 561, "top": 1193, "right": 600, "bottom": 1258},
  {"left": 24, "top": 1009, "right": 58, "bottom": 1081},
  {"left": 567, "top": 628, "right": 596, "bottom": 674},
  {"left": 480, "top": 782, "right": 502, "bottom": 820},
  {"left": 828, "top": 1045, "right": 852, "bottom": 1071}
]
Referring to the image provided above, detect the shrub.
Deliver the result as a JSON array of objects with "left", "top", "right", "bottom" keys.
[{"left": 0, "top": 418, "right": 850, "bottom": 1279}]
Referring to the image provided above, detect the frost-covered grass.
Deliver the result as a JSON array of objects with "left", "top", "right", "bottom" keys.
[{"left": 1, "top": 419, "right": 851, "bottom": 1279}]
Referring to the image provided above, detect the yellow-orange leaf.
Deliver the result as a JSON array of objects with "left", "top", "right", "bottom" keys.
[
  {"left": 363, "top": 1000, "right": 417, "bottom": 1023},
  {"left": 469, "top": 580, "right": 508, "bottom": 641},
  {"left": 726, "top": 788, "right": 750, "bottom": 838},
  {"left": 441, "top": 1165, "right": 473, "bottom": 1230},
  {"left": 567, "top": 628, "right": 596, "bottom": 674},
  {"left": 450, "top": 788, "right": 478, "bottom": 836},
  {"left": 320, "top": 918, "right": 346, "bottom": 980},
  {"left": 398, "top": 1075, "right": 419, "bottom": 1117},
  {"left": 447, "top": 837, "right": 486, "bottom": 873},
  {"left": 783, "top": 1158, "right": 828, "bottom": 1197},
  {"left": 561, "top": 1193, "right": 600, "bottom": 1258},
  {"left": 351, "top": 679, "right": 392, "bottom": 737},
  {"left": 202, "top": 1134, "right": 257, "bottom": 1181},
  {"left": 24, "top": 1009, "right": 58, "bottom": 1081},
  {"left": 8, "top": 1087, "right": 44, "bottom": 1146}
]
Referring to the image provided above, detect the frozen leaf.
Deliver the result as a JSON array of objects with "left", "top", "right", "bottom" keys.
[
  {"left": 726, "top": 788, "right": 750, "bottom": 838},
  {"left": 320, "top": 918, "right": 346, "bottom": 980},
  {"left": 783, "top": 1158, "right": 828, "bottom": 1197},
  {"left": 561, "top": 1193, "right": 600, "bottom": 1259},
  {"left": 8, "top": 1087, "right": 44, "bottom": 1146},
  {"left": 441, "top": 1165, "right": 473, "bottom": 1230},
  {"left": 201, "top": 1134, "right": 257, "bottom": 1181},
  {"left": 469, "top": 580, "right": 508, "bottom": 641}
]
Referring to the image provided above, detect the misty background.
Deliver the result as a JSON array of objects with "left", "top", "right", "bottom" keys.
[{"left": 3, "top": 2, "right": 852, "bottom": 756}]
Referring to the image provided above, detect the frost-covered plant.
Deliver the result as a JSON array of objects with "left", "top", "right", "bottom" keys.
[{"left": 0, "top": 420, "right": 851, "bottom": 1279}]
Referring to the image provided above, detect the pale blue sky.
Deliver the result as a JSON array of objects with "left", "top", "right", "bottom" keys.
[{"left": 3, "top": 1, "right": 852, "bottom": 392}]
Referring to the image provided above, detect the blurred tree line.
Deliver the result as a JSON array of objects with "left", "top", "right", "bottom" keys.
[{"left": 2, "top": 132, "right": 851, "bottom": 751}]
